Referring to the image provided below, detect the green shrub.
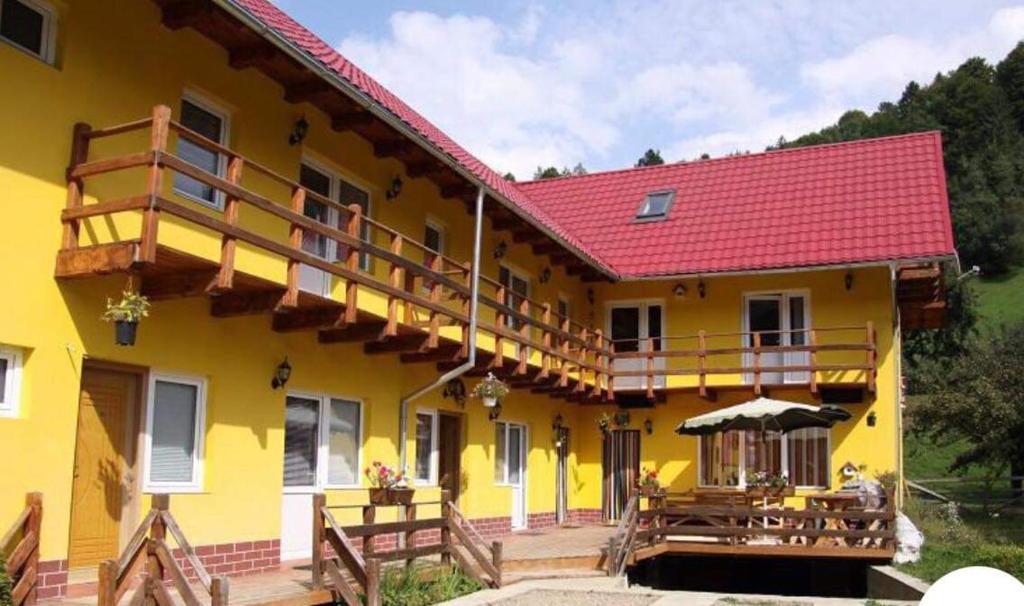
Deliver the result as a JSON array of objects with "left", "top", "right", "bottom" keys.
[
  {"left": 370, "top": 564, "right": 484, "bottom": 606},
  {"left": 0, "top": 556, "right": 12, "bottom": 606}
]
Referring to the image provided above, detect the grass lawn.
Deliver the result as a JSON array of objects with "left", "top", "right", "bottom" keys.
[{"left": 970, "top": 265, "right": 1024, "bottom": 333}]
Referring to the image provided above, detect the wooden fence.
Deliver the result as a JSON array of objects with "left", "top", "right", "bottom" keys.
[
  {"left": 1, "top": 493, "right": 42, "bottom": 606},
  {"left": 312, "top": 491, "right": 502, "bottom": 606}
]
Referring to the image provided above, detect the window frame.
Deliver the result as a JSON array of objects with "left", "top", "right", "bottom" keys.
[
  {"left": 498, "top": 264, "right": 531, "bottom": 330},
  {"left": 0, "top": 0, "right": 57, "bottom": 65},
  {"left": 143, "top": 371, "right": 207, "bottom": 493},
  {"left": 494, "top": 420, "right": 527, "bottom": 487},
  {"left": 635, "top": 189, "right": 676, "bottom": 222},
  {"left": 173, "top": 91, "right": 231, "bottom": 211},
  {"left": 413, "top": 408, "right": 440, "bottom": 486},
  {"left": 697, "top": 428, "right": 831, "bottom": 490},
  {"left": 0, "top": 345, "right": 23, "bottom": 418},
  {"left": 284, "top": 390, "right": 365, "bottom": 491},
  {"left": 422, "top": 218, "right": 446, "bottom": 293}
]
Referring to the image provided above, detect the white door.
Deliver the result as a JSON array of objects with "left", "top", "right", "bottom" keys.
[
  {"left": 507, "top": 424, "right": 527, "bottom": 529},
  {"left": 744, "top": 294, "right": 810, "bottom": 385},
  {"left": 298, "top": 164, "right": 338, "bottom": 297},
  {"left": 281, "top": 395, "right": 320, "bottom": 561},
  {"left": 608, "top": 303, "right": 664, "bottom": 390}
]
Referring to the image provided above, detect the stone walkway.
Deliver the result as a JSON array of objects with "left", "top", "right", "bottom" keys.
[{"left": 437, "top": 577, "right": 922, "bottom": 606}]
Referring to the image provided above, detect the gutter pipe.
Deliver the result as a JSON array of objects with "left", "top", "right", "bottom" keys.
[{"left": 398, "top": 186, "right": 485, "bottom": 474}]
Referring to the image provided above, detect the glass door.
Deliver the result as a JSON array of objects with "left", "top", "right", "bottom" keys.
[
  {"left": 298, "top": 164, "right": 338, "bottom": 297},
  {"left": 745, "top": 293, "right": 810, "bottom": 385},
  {"left": 280, "top": 395, "right": 320, "bottom": 560},
  {"left": 609, "top": 303, "right": 664, "bottom": 391}
]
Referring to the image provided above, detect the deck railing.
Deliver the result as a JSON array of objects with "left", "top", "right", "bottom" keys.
[
  {"left": 1, "top": 493, "right": 42, "bottom": 606},
  {"left": 97, "top": 495, "right": 228, "bottom": 606},
  {"left": 313, "top": 491, "right": 501, "bottom": 606},
  {"left": 610, "top": 324, "right": 877, "bottom": 398},
  {"left": 60, "top": 106, "right": 610, "bottom": 391}
]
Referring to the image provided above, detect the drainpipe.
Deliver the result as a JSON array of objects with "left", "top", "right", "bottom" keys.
[{"left": 398, "top": 186, "right": 485, "bottom": 475}]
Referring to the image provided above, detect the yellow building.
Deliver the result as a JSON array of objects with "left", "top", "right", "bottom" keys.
[{"left": 0, "top": 0, "right": 953, "bottom": 600}]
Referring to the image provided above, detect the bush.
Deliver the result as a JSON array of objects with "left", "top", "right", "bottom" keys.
[
  {"left": 0, "top": 556, "right": 12, "bottom": 606},
  {"left": 372, "top": 564, "right": 484, "bottom": 606}
]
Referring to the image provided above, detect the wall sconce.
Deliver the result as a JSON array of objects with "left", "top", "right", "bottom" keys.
[
  {"left": 288, "top": 116, "right": 309, "bottom": 146},
  {"left": 493, "top": 240, "right": 507, "bottom": 260},
  {"left": 698, "top": 280, "right": 706, "bottom": 299},
  {"left": 385, "top": 175, "right": 403, "bottom": 200},
  {"left": 845, "top": 271, "right": 854, "bottom": 291},
  {"left": 672, "top": 283, "right": 687, "bottom": 298},
  {"left": 488, "top": 402, "right": 503, "bottom": 421},
  {"left": 443, "top": 378, "right": 467, "bottom": 407},
  {"left": 552, "top": 413, "right": 565, "bottom": 431},
  {"left": 271, "top": 357, "right": 292, "bottom": 389},
  {"left": 539, "top": 267, "right": 552, "bottom": 284},
  {"left": 644, "top": 418, "right": 653, "bottom": 435},
  {"left": 587, "top": 288, "right": 595, "bottom": 305},
  {"left": 867, "top": 411, "right": 877, "bottom": 427}
]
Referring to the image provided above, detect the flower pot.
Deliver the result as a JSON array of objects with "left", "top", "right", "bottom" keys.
[
  {"left": 745, "top": 485, "right": 795, "bottom": 498},
  {"left": 114, "top": 320, "right": 138, "bottom": 346},
  {"left": 482, "top": 395, "right": 498, "bottom": 408},
  {"left": 368, "top": 487, "right": 416, "bottom": 506},
  {"left": 639, "top": 485, "right": 662, "bottom": 497}
]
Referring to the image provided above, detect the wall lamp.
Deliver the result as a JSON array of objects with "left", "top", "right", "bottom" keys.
[
  {"left": 698, "top": 280, "right": 706, "bottom": 299},
  {"left": 867, "top": 411, "right": 877, "bottom": 427},
  {"left": 644, "top": 418, "right": 653, "bottom": 435},
  {"left": 288, "top": 116, "right": 309, "bottom": 146},
  {"left": 845, "top": 271, "right": 854, "bottom": 291},
  {"left": 673, "top": 283, "right": 687, "bottom": 298},
  {"left": 540, "top": 267, "right": 552, "bottom": 284},
  {"left": 493, "top": 240, "right": 507, "bottom": 260},
  {"left": 385, "top": 175, "right": 403, "bottom": 200},
  {"left": 271, "top": 357, "right": 292, "bottom": 389}
]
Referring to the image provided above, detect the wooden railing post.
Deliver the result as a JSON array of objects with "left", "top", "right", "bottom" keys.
[
  {"left": 646, "top": 336, "right": 655, "bottom": 400},
  {"left": 21, "top": 492, "right": 42, "bottom": 606},
  {"left": 558, "top": 316, "right": 570, "bottom": 388},
  {"left": 279, "top": 186, "right": 305, "bottom": 309},
  {"left": 213, "top": 155, "right": 245, "bottom": 291},
  {"left": 494, "top": 284, "right": 506, "bottom": 367},
  {"left": 697, "top": 330, "right": 707, "bottom": 398},
  {"left": 361, "top": 505, "right": 376, "bottom": 558},
  {"left": 866, "top": 321, "right": 877, "bottom": 393},
  {"left": 440, "top": 489, "right": 452, "bottom": 566},
  {"left": 427, "top": 255, "right": 442, "bottom": 348},
  {"left": 210, "top": 576, "right": 229, "bottom": 606},
  {"left": 459, "top": 263, "right": 472, "bottom": 359},
  {"left": 606, "top": 342, "right": 615, "bottom": 400},
  {"left": 809, "top": 328, "right": 819, "bottom": 395},
  {"left": 539, "top": 303, "right": 552, "bottom": 380},
  {"left": 403, "top": 504, "right": 417, "bottom": 568},
  {"left": 365, "top": 559, "right": 381, "bottom": 606},
  {"left": 517, "top": 298, "right": 530, "bottom": 375},
  {"left": 575, "top": 328, "right": 588, "bottom": 393},
  {"left": 592, "top": 329, "right": 604, "bottom": 398},
  {"left": 140, "top": 105, "right": 171, "bottom": 263},
  {"left": 96, "top": 559, "right": 117, "bottom": 606},
  {"left": 311, "top": 493, "right": 325, "bottom": 588},
  {"left": 491, "top": 541, "right": 502, "bottom": 587},
  {"left": 343, "top": 204, "right": 362, "bottom": 325},
  {"left": 149, "top": 495, "right": 168, "bottom": 583},
  {"left": 62, "top": 123, "right": 92, "bottom": 251},
  {"left": 752, "top": 332, "right": 762, "bottom": 395},
  {"left": 385, "top": 234, "right": 403, "bottom": 337}
]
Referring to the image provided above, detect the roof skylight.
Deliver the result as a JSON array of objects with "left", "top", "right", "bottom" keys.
[{"left": 636, "top": 190, "right": 675, "bottom": 220}]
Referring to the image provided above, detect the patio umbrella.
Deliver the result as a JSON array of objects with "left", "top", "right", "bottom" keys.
[{"left": 674, "top": 397, "right": 851, "bottom": 436}]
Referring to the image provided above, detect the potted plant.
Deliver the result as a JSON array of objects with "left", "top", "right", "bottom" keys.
[
  {"left": 744, "top": 470, "right": 794, "bottom": 497},
  {"left": 102, "top": 288, "right": 151, "bottom": 346},
  {"left": 472, "top": 373, "right": 509, "bottom": 408},
  {"left": 638, "top": 467, "right": 662, "bottom": 497},
  {"left": 364, "top": 461, "right": 414, "bottom": 506}
]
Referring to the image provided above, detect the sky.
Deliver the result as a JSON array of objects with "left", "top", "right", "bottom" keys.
[{"left": 269, "top": 1, "right": 1024, "bottom": 179}]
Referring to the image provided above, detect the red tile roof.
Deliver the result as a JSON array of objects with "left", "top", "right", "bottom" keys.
[
  {"left": 517, "top": 132, "right": 955, "bottom": 277},
  {"left": 229, "top": 1, "right": 956, "bottom": 279}
]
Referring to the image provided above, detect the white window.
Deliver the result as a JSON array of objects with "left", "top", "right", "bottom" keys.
[
  {"left": 494, "top": 421, "right": 525, "bottom": 485},
  {"left": 0, "top": 346, "right": 23, "bottom": 418},
  {"left": 144, "top": 373, "right": 207, "bottom": 492},
  {"left": 174, "top": 94, "right": 230, "bottom": 210},
  {"left": 283, "top": 393, "right": 362, "bottom": 490},
  {"left": 0, "top": 0, "right": 57, "bottom": 64},
  {"left": 414, "top": 410, "right": 439, "bottom": 485},
  {"left": 498, "top": 266, "right": 530, "bottom": 330},
  {"left": 335, "top": 179, "right": 372, "bottom": 272},
  {"left": 699, "top": 427, "right": 830, "bottom": 489},
  {"left": 636, "top": 190, "right": 675, "bottom": 220}
]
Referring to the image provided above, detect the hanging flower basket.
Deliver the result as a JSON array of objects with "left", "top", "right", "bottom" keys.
[
  {"left": 473, "top": 373, "right": 509, "bottom": 408},
  {"left": 102, "top": 288, "right": 150, "bottom": 347},
  {"left": 368, "top": 487, "right": 416, "bottom": 506}
]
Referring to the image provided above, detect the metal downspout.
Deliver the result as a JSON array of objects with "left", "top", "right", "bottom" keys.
[{"left": 398, "top": 186, "right": 485, "bottom": 475}]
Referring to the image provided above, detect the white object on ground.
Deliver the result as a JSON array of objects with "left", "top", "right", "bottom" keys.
[
  {"left": 921, "top": 566, "right": 1024, "bottom": 605},
  {"left": 893, "top": 512, "right": 924, "bottom": 564}
]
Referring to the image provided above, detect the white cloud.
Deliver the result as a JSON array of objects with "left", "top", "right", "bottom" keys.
[{"left": 336, "top": 2, "right": 1024, "bottom": 173}]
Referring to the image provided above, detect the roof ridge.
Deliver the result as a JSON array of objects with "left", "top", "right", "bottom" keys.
[{"left": 517, "top": 130, "right": 944, "bottom": 187}]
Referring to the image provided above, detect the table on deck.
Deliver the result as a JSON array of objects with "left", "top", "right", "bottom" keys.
[{"left": 803, "top": 491, "right": 863, "bottom": 547}]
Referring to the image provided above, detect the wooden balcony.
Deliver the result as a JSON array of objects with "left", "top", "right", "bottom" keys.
[
  {"left": 55, "top": 106, "right": 611, "bottom": 401},
  {"left": 609, "top": 324, "right": 877, "bottom": 401}
]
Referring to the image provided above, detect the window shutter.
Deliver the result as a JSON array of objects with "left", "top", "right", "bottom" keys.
[{"left": 150, "top": 380, "right": 198, "bottom": 483}]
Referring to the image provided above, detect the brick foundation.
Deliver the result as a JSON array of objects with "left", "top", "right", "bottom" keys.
[
  {"left": 568, "top": 508, "right": 604, "bottom": 525},
  {"left": 185, "top": 539, "right": 281, "bottom": 578},
  {"left": 37, "top": 559, "right": 69, "bottom": 601}
]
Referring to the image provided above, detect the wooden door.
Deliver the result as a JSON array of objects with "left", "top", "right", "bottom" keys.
[
  {"left": 438, "top": 414, "right": 462, "bottom": 502},
  {"left": 602, "top": 430, "right": 640, "bottom": 521},
  {"left": 69, "top": 368, "right": 137, "bottom": 569}
]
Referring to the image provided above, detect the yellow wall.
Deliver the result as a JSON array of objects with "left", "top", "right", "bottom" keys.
[{"left": 0, "top": 0, "right": 899, "bottom": 568}]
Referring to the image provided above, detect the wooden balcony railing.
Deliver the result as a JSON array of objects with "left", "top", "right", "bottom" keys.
[
  {"left": 58, "top": 106, "right": 610, "bottom": 395},
  {"left": 610, "top": 324, "right": 877, "bottom": 398}
]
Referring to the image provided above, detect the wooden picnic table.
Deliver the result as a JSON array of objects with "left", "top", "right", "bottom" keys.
[{"left": 804, "top": 491, "right": 863, "bottom": 546}]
